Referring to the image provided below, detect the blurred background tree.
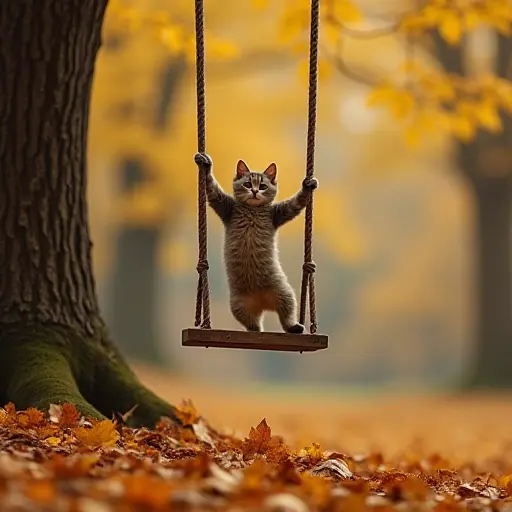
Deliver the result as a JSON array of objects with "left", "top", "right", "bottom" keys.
[{"left": 263, "top": 0, "right": 512, "bottom": 388}]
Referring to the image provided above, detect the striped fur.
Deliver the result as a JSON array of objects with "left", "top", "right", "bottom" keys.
[{"left": 196, "top": 153, "right": 317, "bottom": 333}]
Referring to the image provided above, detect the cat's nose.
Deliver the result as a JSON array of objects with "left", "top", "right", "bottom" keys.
[{"left": 251, "top": 189, "right": 258, "bottom": 197}]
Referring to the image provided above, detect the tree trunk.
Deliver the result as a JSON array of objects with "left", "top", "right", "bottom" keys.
[
  {"left": 108, "top": 60, "right": 185, "bottom": 366},
  {"left": 0, "top": 0, "right": 175, "bottom": 426},
  {"left": 109, "top": 158, "right": 162, "bottom": 364},
  {"left": 468, "top": 177, "right": 512, "bottom": 387}
]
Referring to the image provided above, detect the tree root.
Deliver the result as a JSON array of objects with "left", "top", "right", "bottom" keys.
[{"left": 0, "top": 324, "right": 177, "bottom": 428}]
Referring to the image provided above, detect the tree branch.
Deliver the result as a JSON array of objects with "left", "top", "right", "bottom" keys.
[
  {"left": 432, "top": 30, "right": 466, "bottom": 75},
  {"left": 331, "top": 53, "right": 380, "bottom": 87},
  {"left": 496, "top": 33, "right": 512, "bottom": 79},
  {"left": 325, "top": 14, "right": 400, "bottom": 39}
]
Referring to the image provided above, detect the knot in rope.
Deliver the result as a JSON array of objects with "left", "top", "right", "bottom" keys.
[
  {"left": 196, "top": 260, "right": 209, "bottom": 273},
  {"left": 302, "top": 261, "right": 317, "bottom": 274},
  {"left": 303, "top": 177, "right": 317, "bottom": 188}
]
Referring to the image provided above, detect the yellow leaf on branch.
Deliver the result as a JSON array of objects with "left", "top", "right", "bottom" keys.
[
  {"left": 367, "top": 85, "right": 415, "bottom": 120},
  {"left": 439, "top": 11, "right": 463, "bottom": 45},
  {"left": 475, "top": 100, "right": 503, "bottom": 133},
  {"left": 450, "top": 113, "right": 476, "bottom": 142}
]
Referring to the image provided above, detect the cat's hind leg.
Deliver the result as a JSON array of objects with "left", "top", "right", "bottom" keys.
[
  {"left": 275, "top": 283, "right": 304, "bottom": 334},
  {"left": 230, "top": 295, "right": 263, "bottom": 332}
]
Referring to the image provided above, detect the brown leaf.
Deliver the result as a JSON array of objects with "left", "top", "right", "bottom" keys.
[
  {"left": 59, "top": 404, "right": 81, "bottom": 428},
  {"left": 310, "top": 458, "right": 353, "bottom": 480},
  {"left": 242, "top": 418, "right": 272, "bottom": 457},
  {"left": 18, "top": 408, "right": 45, "bottom": 428},
  {"left": 175, "top": 399, "right": 201, "bottom": 425}
]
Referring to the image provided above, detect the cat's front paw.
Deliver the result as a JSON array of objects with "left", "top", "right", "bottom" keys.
[
  {"left": 302, "top": 177, "right": 318, "bottom": 191},
  {"left": 194, "top": 152, "right": 213, "bottom": 170}
]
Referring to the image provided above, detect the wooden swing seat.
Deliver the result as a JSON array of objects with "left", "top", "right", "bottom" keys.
[{"left": 182, "top": 328, "right": 328, "bottom": 352}]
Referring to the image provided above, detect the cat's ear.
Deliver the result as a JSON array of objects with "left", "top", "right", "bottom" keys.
[
  {"left": 263, "top": 163, "right": 277, "bottom": 183},
  {"left": 236, "top": 160, "right": 250, "bottom": 179}
]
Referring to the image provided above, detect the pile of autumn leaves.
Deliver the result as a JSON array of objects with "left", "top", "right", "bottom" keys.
[{"left": 0, "top": 402, "right": 512, "bottom": 511}]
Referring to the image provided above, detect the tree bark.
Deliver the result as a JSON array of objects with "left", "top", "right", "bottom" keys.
[{"left": 0, "top": 0, "right": 175, "bottom": 426}]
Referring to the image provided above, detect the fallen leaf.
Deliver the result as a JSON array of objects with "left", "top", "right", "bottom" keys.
[
  {"left": 175, "top": 399, "right": 200, "bottom": 425},
  {"left": 59, "top": 404, "right": 81, "bottom": 428},
  {"left": 73, "top": 419, "right": 120, "bottom": 448},
  {"left": 310, "top": 458, "right": 353, "bottom": 480}
]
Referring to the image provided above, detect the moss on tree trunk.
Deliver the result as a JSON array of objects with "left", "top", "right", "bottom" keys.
[{"left": 0, "top": 0, "right": 176, "bottom": 426}]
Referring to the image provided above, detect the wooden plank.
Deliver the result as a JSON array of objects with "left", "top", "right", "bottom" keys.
[{"left": 181, "top": 328, "right": 328, "bottom": 352}]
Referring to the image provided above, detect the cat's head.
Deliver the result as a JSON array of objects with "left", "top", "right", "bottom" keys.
[{"left": 232, "top": 160, "right": 278, "bottom": 206}]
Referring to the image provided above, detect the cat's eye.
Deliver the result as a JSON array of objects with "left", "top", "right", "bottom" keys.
[
  {"left": 259, "top": 184, "right": 268, "bottom": 190},
  {"left": 243, "top": 181, "right": 251, "bottom": 188}
]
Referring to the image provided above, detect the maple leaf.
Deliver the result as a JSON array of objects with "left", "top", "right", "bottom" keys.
[
  {"left": 59, "top": 404, "right": 81, "bottom": 428},
  {"left": 175, "top": 399, "right": 200, "bottom": 426},
  {"left": 241, "top": 418, "right": 272, "bottom": 458},
  {"left": 0, "top": 403, "right": 17, "bottom": 426},
  {"left": 18, "top": 408, "right": 44, "bottom": 428},
  {"left": 73, "top": 419, "right": 120, "bottom": 449}
]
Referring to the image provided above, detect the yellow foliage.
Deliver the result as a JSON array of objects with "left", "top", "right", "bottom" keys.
[
  {"left": 366, "top": 85, "right": 415, "bottom": 120},
  {"left": 401, "top": 0, "right": 512, "bottom": 41},
  {"left": 475, "top": 100, "right": 502, "bottom": 133},
  {"left": 438, "top": 11, "right": 463, "bottom": 45}
]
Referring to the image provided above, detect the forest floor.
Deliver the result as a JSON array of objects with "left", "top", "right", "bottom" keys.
[{"left": 1, "top": 363, "right": 512, "bottom": 511}]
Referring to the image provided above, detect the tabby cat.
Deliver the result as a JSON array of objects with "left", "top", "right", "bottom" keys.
[{"left": 195, "top": 152, "right": 318, "bottom": 333}]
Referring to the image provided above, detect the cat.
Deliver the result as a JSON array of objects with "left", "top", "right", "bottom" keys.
[{"left": 194, "top": 152, "right": 318, "bottom": 334}]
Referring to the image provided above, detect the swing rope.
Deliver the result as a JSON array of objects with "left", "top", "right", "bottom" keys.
[
  {"left": 193, "top": 0, "right": 321, "bottom": 334},
  {"left": 193, "top": 0, "right": 211, "bottom": 329},
  {"left": 299, "top": 0, "right": 320, "bottom": 334}
]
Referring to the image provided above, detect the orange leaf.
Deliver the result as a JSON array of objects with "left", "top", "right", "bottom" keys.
[
  {"left": 18, "top": 408, "right": 45, "bottom": 428},
  {"left": 242, "top": 418, "right": 272, "bottom": 457},
  {"left": 73, "top": 419, "right": 120, "bottom": 448},
  {"left": 175, "top": 399, "right": 200, "bottom": 425},
  {"left": 59, "top": 404, "right": 81, "bottom": 428}
]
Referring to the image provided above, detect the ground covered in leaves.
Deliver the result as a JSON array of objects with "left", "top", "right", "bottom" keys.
[{"left": 2, "top": 395, "right": 512, "bottom": 512}]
